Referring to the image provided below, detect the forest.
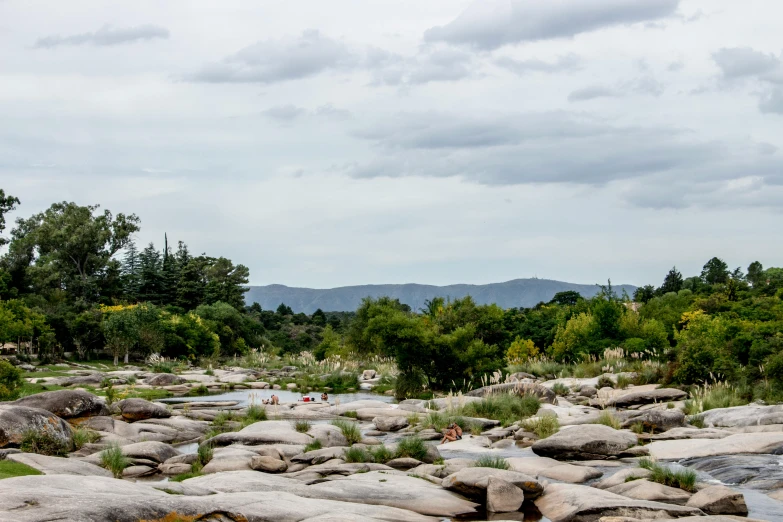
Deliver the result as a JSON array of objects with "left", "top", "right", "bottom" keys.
[{"left": 1, "top": 188, "right": 782, "bottom": 399}]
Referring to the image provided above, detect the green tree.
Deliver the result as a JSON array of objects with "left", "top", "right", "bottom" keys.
[
  {"left": 701, "top": 257, "right": 730, "bottom": 285},
  {"left": 0, "top": 189, "right": 20, "bottom": 246},
  {"left": 550, "top": 290, "right": 582, "bottom": 306},
  {"left": 203, "top": 257, "right": 249, "bottom": 309},
  {"left": 102, "top": 307, "right": 139, "bottom": 366},
  {"left": 659, "top": 267, "right": 683, "bottom": 294},
  {"left": 311, "top": 308, "right": 327, "bottom": 326},
  {"left": 138, "top": 243, "right": 162, "bottom": 303},
  {"left": 747, "top": 261, "right": 764, "bottom": 288},
  {"left": 276, "top": 303, "right": 294, "bottom": 316},
  {"left": 551, "top": 312, "right": 595, "bottom": 362},
  {"left": 633, "top": 285, "right": 656, "bottom": 303},
  {"left": 121, "top": 241, "right": 141, "bottom": 301},
  {"left": 0, "top": 359, "right": 23, "bottom": 401},
  {"left": 505, "top": 336, "right": 539, "bottom": 364},
  {"left": 314, "top": 324, "right": 341, "bottom": 360}
]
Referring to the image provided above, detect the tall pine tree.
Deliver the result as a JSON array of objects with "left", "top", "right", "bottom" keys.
[
  {"left": 121, "top": 240, "right": 141, "bottom": 301},
  {"left": 138, "top": 243, "right": 162, "bottom": 303}
]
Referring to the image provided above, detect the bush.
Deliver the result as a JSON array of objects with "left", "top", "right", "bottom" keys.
[
  {"left": 304, "top": 440, "right": 323, "bottom": 452},
  {"left": 461, "top": 393, "right": 540, "bottom": 426},
  {"left": 100, "top": 444, "right": 129, "bottom": 478},
  {"left": 331, "top": 419, "right": 362, "bottom": 445},
  {"left": 615, "top": 375, "right": 632, "bottom": 390},
  {"left": 394, "top": 436, "right": 428, "bottom": 461},
  {"left": 595, "top": 411, "right": 621, "bottom": 429},
  {"left": 197, "top": 444, "right": 213, "bottom": 467},
  {"left": 343, "top": 411, "right": 358, "bottom": 419},
  {"left": 20, "top": 429, "right": 69, "bottom": 456},
  {"left": 72, "top": 426, "right": 101, "bottom": 450},
  {"left": 370, "top": 444, "right": 394, "bottom": 463},
  {"left": 187, "top": 385, "right": 210, "bottom": 397},
  {"left": 597, "top": 375, "right": 614, "bottom": 389},
  {"left": 638, "top": 458, "right": 697, "bottom": 492},
  {"left": 522, "top": 416, "right": 560, "bottom": 439},
  {"left": 630, "top": 422, "right": 645, "bottom": 434},
  {"left": 552, "top": 382, "right": 569, "bottom": 396},
  {"left": 473, "top": 455, "right": 509, "bottom": 469},
  {"left": 394, "top": 370, "right": 428, "bottom": 400},
  {"left": 294, "top": 420, "right": 311, "bottom": 433},
  {"left": 343, "top": 446, "right": 372, "bottom": 463},
  {"left": 0, "top": 359, "right": 25, "bottom": 401},
  {"left": 244, "top": 405, "right": 267, "bottom": 424}
]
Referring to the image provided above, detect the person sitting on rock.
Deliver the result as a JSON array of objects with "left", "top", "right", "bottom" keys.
[
  {"left": 270, "top": 395, "right": 279, "bottom": 405},
  {"left": 451, "top": 422, "right": 463, "bottom": 440},
  {"left": 321, "top": 392, "right": 328, "bottom": 402},
  {"left": 440, "top": 425, "right": 458, "bottom": 444}
]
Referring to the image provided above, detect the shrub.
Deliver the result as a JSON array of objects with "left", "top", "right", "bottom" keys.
[
  {"left": 303, "top": 440, "right": 323, "bottom": 452},
  {"left": 638, "top": 458, "right": 696, "bottom": 492},
  {"left": 294, "top": 420, "right": 311, "bottom": 433},
  {"left": 395, "top": 436, "right": 428, "bottom": 461},
  {"left": 506, "top": 337, "right": 539, "bottom": 365},
  {"left": 522, "top": 416, "right": 560, "bottom": 439},
  {"left": 100, "top": 444, "right": 130, "bottom": 478},
  {"left": 197, "top": 444, "right": 213, "bottom": 467},
  {"left": 323, "top": 371, "right": 359, "bottom": 392},
  {"left": 630, "top": 422, "right": 645, "bottom": 434},
  {"left": 473, "top": 455, "right": 509, "bottom": 470},
  {"left": 20, "top": 430, "right": 69, "bottom": 456},
  {"left": 187, "top": 385, "right": 210, "bottom": 397},
  {"left": 688, "top": 415, "right": 705, "bottom": 429},
  {"left": 331, "top": 419, "right": 362, "bottom": 445},
  {"left": 171, "top": 471, "right": 202, "bottom": 482},
  {"left": 0, "top": 360, "right": 24, "bottom": 401},
  {"left": 343, "top": 446, "right": 372, "bottom": 463},
  {"left": 615, "top": 375, "right": 632, "bottom": 390},
  {"left": 244, "top": 405, "right": 267, "bottom": 424},
  {"left": 343, "top": 411, "right": 358, "bottom": 419},
  {"left": 72, "top": 426, "right": 101, "bottom": 450},
  {"left": 552, "top": 382, "right": 569, "bottom": 396},
  {"left": 597, "top": 375, "right": 614, "bottom": 389},
  {"left": 369, "top": 444, "right": 394, "bottom": 463},
  {"left": 595, "top": 411, "right": 621, "bottom": 430}
]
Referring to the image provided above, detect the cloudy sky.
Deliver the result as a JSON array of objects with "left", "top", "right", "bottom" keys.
[{"left": 2, "top": 0, "right": 782, "bottom": 288}]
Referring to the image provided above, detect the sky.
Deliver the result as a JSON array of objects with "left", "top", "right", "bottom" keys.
[{"left": 1, "top": 0, "right": 782, "bottom": 289}]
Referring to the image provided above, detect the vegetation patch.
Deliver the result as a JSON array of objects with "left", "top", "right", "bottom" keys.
[
  {"left": 331, "top": 419, "right": 362, "bottom": 445},
  {"left": 303, "top": 440, "right": 322, "bottom": 452},
  {"left": 638, "top": 458, "right": 697, "bottom": 492},
  {"left": 522, "top": 416, "right": 560, "bottom": 439},
  {"left": 473, "top": 455, "right": 509, "bottom": 469},
  {"left": 293, "top": 420, "right": 311, "bottom": 433},
  {"left": 20, "top": 430, "right": 69, "bottom": 457},
  {"left": 72, "top": 426, "right": 101, "bottom": 450},
  {"left": 594, "top": 411, "right": 622, "bottom": 430},
  {"left": 394, "top": 436, "right": 428, "bottom": 461},
  {"left": 100, "top": 443, "right": 130, "bottom": 478},
  {"left": 461, "top": 393, "right": 541, "bottom": 427},
  {"left": 0, "top": 460, "right": 43, "bottom": 480}
]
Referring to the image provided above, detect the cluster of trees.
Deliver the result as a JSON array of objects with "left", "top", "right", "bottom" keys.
[{"left": 0, "top": 190, "right": 341, "bottom": 363}]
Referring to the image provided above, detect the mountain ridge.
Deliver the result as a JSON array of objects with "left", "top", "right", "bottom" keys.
[{"left": 245, "top": 278, "right": 637, "bottom": 314}]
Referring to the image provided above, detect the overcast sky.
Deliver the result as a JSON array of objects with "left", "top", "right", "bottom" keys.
[{"left": 2, "top": 0, "right": 782, "bottom": 288}]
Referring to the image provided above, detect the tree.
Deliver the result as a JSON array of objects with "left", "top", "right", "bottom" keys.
[
  {"left": 276, "top": 303, "right": 294, "bottom": 316},
  {"left": 550, "top": 291, "right": 582, "bottom": 306},
  {"left": 314, "top": 324, "right": 341, "bottom": 360},
  {"left": 9, "top": 202, "right": 140, "bottom": 301},
  {"left": 121, "top": 241, "right": 141, "bottom": 301},
  {"left": 103, "top": 307, "right": 139, "bottom": 366},
  {"left": 505, "top": 336, "right": 539, "bottom": 364},
  {"left": 701, "top": 257, "right": 730, "bottom": 285},
  {"left": 659, "top": 267, "right": 683, "bottom": 294},
  {"left": 633, "top": 285, "right": 656, "bottom": 304},
  {"left": 551, "top": 312, "right": 595, "bottom": 362},
  {"left": 177, "top": 257, "right": 207, "bottom": 310},
  {"left": 747, "top": 261, "right": 764, "bottom": 288},
  {"left": 0, "top": 359, "right": 23, "bottom": 401},
  {"left": 0, "top": 189, "right": 20, "bottom": 246},
  {"left": 138, "top": 243, "right": 162, "bottom": 303},
  {"left": 203, "top": 257, "right": 249, "bottom": 309},
  {"left": 311, "top": 308, "right": 327, "bottom": 326}
]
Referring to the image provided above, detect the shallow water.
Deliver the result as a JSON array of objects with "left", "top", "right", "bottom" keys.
[{"left": 161, "top": 388, "right": 394, "bottom": 407}]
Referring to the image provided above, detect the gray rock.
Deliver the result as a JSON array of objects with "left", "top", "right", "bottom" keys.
[
  {"left": 507, "top": 456, "right": 603, "bottom": 484},
  {"left": 13, "top": 390, "right": 109, "bottom": 419},
  {"left": 649, "top": 427, "right": 732, "bottom": 441},
  {"left": 144, "top": 373, "right": 186, "bottom": 386},
  {"left": 699, "top": 404, "right": 783, "bottom": 428},
  {"left": 114, "top": 398, "right": 171, "bottom": 422},
  {"left": 386, "top": 457, "right": 421, "bottom": 470},
  {"left": 292, "top": 446, "right": 347, "bottom": 465},
  {"left": 7, "top": 453, "right": 111, "bottom": 477},
  {"left": 159, "top": 462, "right": 192, "bottom": 475},
  {"left": 596, "top": 388, "right": 688, "bottom": 408},
  {"left": 442, "top": 467, "right": 543, "bottom": 500},
  {"left": 0, "top": 404, "right": 73, "bottom": 449},
  {"left": 250, "top": 455, "right": 288, "bottom": 473},
  {"left": 686, "top": 485, "right": 748, "bottom": 516},
  {"left": 648, "top": 432, "right": 783, "bottom": 460},
  {"left": 486, "top": 476, "right": 524, "bottom": 513},
  {"left": 532, "top": 425, "right": 638, "bottom": 460},
  {"left": 122, "top": 465, "right": 156, "bottom": 477},
  {"left": 621, "top": 409, "right": 685, "bottom": 433},
  {"left": 679, "top": 455, "right": 783, "bottom": 490},
  {"left": 373, "top": 416, "right": 409, "bottom": 432},
  {"left": 86, "top": 441, "right": 179, "bottom": 465},
  {"left": 595, "top": 468, "right": 653, "bottom": 489},
  {"left": 606, "top": 478, "right": 692, "bottom": 505}
]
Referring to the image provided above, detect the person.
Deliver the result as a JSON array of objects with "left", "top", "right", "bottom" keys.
[
  {"left": 262, "top": 399, "right": 270, "bottom": 405},
  {"left": 452, "top": 422, "right": 463, "bottom": 440},
  {"left": 321, "top": 392, "right": 328, "bottom": 402},
  {"left": 440, "top": 422, "right": 462, "bottom": 444},
  {"left": 270, "top": 395, "right": 279, "bottom": 405}
]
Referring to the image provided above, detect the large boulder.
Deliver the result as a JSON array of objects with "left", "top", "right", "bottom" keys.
[
  {"left": 506, "top": 456, "right": 602, "bottom": 483},
  {"left": 0, "top": 404, "right": 73, "bottom": 449},
  {"left": 486, "top": 476, "right": 524, "bottom": 513},
  {"left": 532, "top": 425, "right": 638, "bottom": 460},
  {"left": 606, "top": 478, "right": 692, "bottom": 505},
  {"left": 114, "top": 398, "right": 171, "bottom": 422},
  {"left": 466, "top": 382, "right": 556, "bottom": 404},
  {"left": 373, "top": 416, "right": 409, "bottom": 432},
  {"left": 204, "top": 420, "right": 313, "bottom": 447},
  {"left": 699, "top": 404, "right": 783, "bottom": 428},
  {"left": 441, "top": 467, "right": 543, "bottom": 500},
  {"left": 621, "top": 409, "right": 685, "bottom": 433},
  {"left": 534, "top": 483, "right": 703, "bottom": 521},
  {"left": 144, "top": 373, "right": 185, "bottom": 386},
  {"left": 648, "top": 432, "right": 783, "bottom": 460},
  {"left": 7, "top": 453, "right": 112, "bottom": 477},
  {"left": 595, "top": 387, "right": 687, "bottom": 408},
  {"left": 13, "top": 390, "right": 109, "bottom": 419},
  {"left": 686, "top": 485, "right": 747, "bottom": 516}
]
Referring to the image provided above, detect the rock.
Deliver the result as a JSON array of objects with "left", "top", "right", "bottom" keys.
[
  {"left": 114, "top": 398, "right": 171, "bottom": 421},
  {"left": 292, "top": 447, "right": 347, "bottom": 465},
  {"left": 361, "top": 370, "right": 377, "bottom": 380},
  {"left": 386, "top": 457, "right": 421, "bottom": 470},
  {"left": 93, "top": 441, "right": 179, "bottom": 464},
  {"left": 606, "top": 479, "right": 692, "bottom": 505},
  {"left": 286, "top": 382, "right": 298, "bottom": 390},
  {"left": 699, "top": 404, "right": 783, "bottom": 427},
  {"left": 0, "top": 475, "right": 434, "bottom": 521},
  {"left": 486, "top": 476, "right": 525, "bottom": 513},
  {"left": 595, "top": 468, "right": 653, "bottom": 489},
  {"left": 441, "top": 467, "right": 543, "bottom": 500},
  {"left": 596, "top": 388, "right": 688, "bottom": 408},
  {"left": 621, "top": 409, "right": 685, "bottom": 433},
  {"left": 0, "top": 404, "right": 73, "bottom": 449},
  {"left": 686, "top": 485, "right": 748, "bottom": 515},
  {"left": 159, "top": 462, "right": 192, "bottom": 475},
  {"left": 579, "top": 386, "right": 598, "bottom": 398},
  {"left": 649, "top": 427, "right": 732, "bottom": 441},
  {"left": 205, "top": 420, "right": 313, "bottom": 447},
  {"left": 413, "top": 458, "right": 474, "bottom": 479},
  {"left": 7, "top": 453, "right": 112, "bottom": 477},
  {"left": 122, "top": 465, "right": 156, "bottom": 477},
  {"left": 13, "top": 390, "right": 109, "bottom": 419},
  {"left": 309, "top": 424, "right": 349, "bottom": 447},
  {"left": 507, "top": 456, "right": 603, "bottom": 483},
  {"left": 534, "top": 483, "right": 703, "bottom": 521},
  {"left": 250, "top": 455, "right": 288, "bottom": 473},
  {"left": 60, "top": 374, "right": 106, "bottom": 387},
  {"left": 506, "top": 372, "right": 536, "bottom": 382},
  {"left": 373, "top": 416, "right": 409, "bottom": 432},
  {"left": 466, "top": 382, "right": 556, "bottom": 404},
  {"left": 532, "top": 425, "right": 638, "bottom": 460},
  {"left": 144, "top": 373, "right": 185, "bottom": 386},
  {"left": 648, "top": 432, "right": 783, "bottom": 459},
  {"left": 678, "top": 455, "right": 783, "bottom": 490}
]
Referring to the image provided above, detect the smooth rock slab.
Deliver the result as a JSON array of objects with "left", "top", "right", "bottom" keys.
[
  {"left": 686, "top": 485, "right": 748, "bottom": 516},
  {"left": 595, "top": 468, "right": 653, "bottom": 489},
  {"left": 699, "top": 404, "right": 783, "bottom": 428},
  {"left": 606, "top": 479, "right": 692, "bottom": 505},
  {"left": 532, "top": 425, "right": 638, "bottom": 460},
  {"left": 442, "top": 467, "right": 543, "bottom": 500},
  {"left": 595, "top": 388, "right": 688, "bottom": 408},
  {"left": 648, "top": 432, "right": 783, "bottom": 459},
  {"left": 507, "top": 456, "right": 603, "bottom": 484},
  {"left": 7, "top": 452, "right": 112, "bottom": 477},
  {"left": 534, "top": 483, "right": 703, "bottom": 522},
  {"left": 13, "top": 389, "right": 109, "bottom": 419},
  {"left": 679, "top": 454, "right": 783, "bottom": 490},
  {"left": 113, "top": 398, "right": 171, "bottom": 421},
  {"left": 486, "top": 476, "right": 524, "bottom": 513}
]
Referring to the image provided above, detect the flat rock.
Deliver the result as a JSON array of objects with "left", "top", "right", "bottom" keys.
[
  {"left": 441, "top": 467, "right": 543, "bottom": 500},
  {"left": 678, "top": 455, "right": 783, "bottom": 490},
  {"left": 13, "top": 390, "right": 109, "bottom": 419},
  {"left": 250, "top": 455, "right": 287, "bottom": 473},
  {"left": 205, "top": 420, "right": 314, "bottom": 447},
  {"left": 373, "top": 416, "right": 409, "bottom": 431},
  {"left": 595, "top": 468, "right": 653, "bottom": 489},
  {"left": 0, "top": 404, "right": 73, "bottom": 449},
  {"left": 686, "top": 485, "right": 747, "bottom": 516},
  {"left": 606, "top": 479, "right": 692, "bottom": 505},
  {"left": 532, "top": 425, "right": 638, "bottom": 460},
  {"left": 699, "top": 404, "right": 783, "bottom": 428},
  {"left": 114, "top": 398, "right": 171, "bottom": 421},
  {"left": 144, "top": 373, "right": 186, "bottom": 386},
  {"left": 486, "top": 476, "right": 524, "bottom": 513},
  {"left": 648, "top": 432, "right": 783, "bottom": 459},
  {"left": 7, "top": 452, "right": 112, "bottom": 477},
  {"left": 86, "top": 441, "right": 179, "bottom": 465},
  {"left": 534, "top": 483, "right": 703, "bottom": 521},
  {"left": 507, "top": 456, "right": 603, "bottom": 483},
  {"left": 649, "top": 428, "right": 732, "bottom": 441},
  {"left": 594, "top": 388, "right": 688, "bottom": 408},
  {"left": 620, "top": 410, "right": 685, "bottom": 432}
]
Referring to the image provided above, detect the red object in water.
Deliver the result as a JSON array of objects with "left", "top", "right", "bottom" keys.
[{"left": 303, "top": 396, "right": 310, "bottom": 402}]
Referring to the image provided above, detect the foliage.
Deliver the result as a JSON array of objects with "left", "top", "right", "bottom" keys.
[
  {"left": 473, "top": 455, "right": 510, "bottom": 470},
  {"left": 461, "top": 393, "right": 540, "bottom": 426},
  {"left": 20, "top": 429, "right": 69, "bottom": 456},
  {"left": 0, "top": 460, "right": 42, "bottom": 480},
  {"left": 595, "top": 411, "right": 621, "bottom": 429},
  {"left": 505, "top": 336, "right": 539, "bottom": 365},
  {"left": 331, "top": 419, "right": 362, "bottom": 445},
  {"left": 294, "top": 420, "right": 311, "bottom": 433},
  {"left": 522, "top": 416, "right": 560, "bottom": 439},
  {"left": 394, "top": 436, "right": 428, "bottom": 461},
  {"left": 638, "top": 458, "right": 697, "bottom": 492},
  {"left": 303, "top": 440, "right": 323, "bottom": 452},
  {"left": 72, "top": 426, "right": 101, "bottom": 449},
  {"left": 0, "top": 360, "right": 23, "bottom": 401},
  {"left": 343, "top": 446, "right": 372, "bottom": 463},
  {"left": 552, "top": 382, "right": 569, "bottom": 396}
]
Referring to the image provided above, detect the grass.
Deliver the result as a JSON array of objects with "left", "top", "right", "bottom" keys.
[
  {"left": 369, "top": 444, "right": 394, "bottom": 463},
  {"left": 597, "top": 375, "right": 614, "bottom": 389},
  {"left": 186, "top": 384, "right": 210, "bottom": 397},
  {"left": 294, "top": 420, "right": 311, "bottom": 433},
  {"left": 394, "top": 436, "right": 428, "bottom": 461},
  {"left": 243, "top": 405, "right": 267, "bottom": 424},
  {"left": 638, "top": 458, "right": 697, "bottom": 492},
  {"left": 20, "top": 430, "right": 69, "bottom": 457},
  {"left": 552, "top": 382, "right": 569, "bottom": 396},
  {"left": 688, "top": 415, "right": 705, "bottom": 429},
  {"left": 197, "top": 444, "right": 213, "bottom": 467},
  {"left": 684, "top": 382, "right": 748, "bottom": 415},
  {"left": 343, "top": 446, "right": 372, "bottom": 463},
  {"left": 615, "top": 374, "right": 632, "bottom": 390},
  {"left": 522, "top": 416, "right": 560, "bottom": 439},
  {"left": 0, "top": 460, "right": 43, "bottom": 480},
  {"left": 171, "top": 471, "right": 203, "bottom": 482},
  {"left": 473, "top": 455, "right": 509, "bottom": 469},
  {"left": 100, "top": 443, "right": 130, "bottom": 478},
  {"left": 595, "top": 411, "right": 622, "bottom": 430},
  {"left": 630, "top": 422, "right": 646, "bottom": 434},
  {"left": 304, "top": 440, "right": 323, "bottom": 452},
  {"left": 331, "top": 419, "right": 362, "bottom": 445},
  {"left": 72, "top": 426, "right": 101, "bottom": 449},
  {"left": 461, "top": 393, "right": 541, "bottom": 427},
  {"left": 343, "top": 411, "right": 358, "bottom": 419}
]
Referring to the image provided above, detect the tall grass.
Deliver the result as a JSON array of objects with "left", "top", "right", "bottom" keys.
[
  {"left": 20, "top": 430, "right": 69, "bottom": 457},
  {"left": 684, "top": 382, "right": 748, "bottom": 415},
  {"left": 638, "top": 458, "right": 697, "bottom": 492},
  {"left": 100, "top": 444, "right": 129, "bottom": 478},
  {"left": 461, "top": 393, "right": 540, "bottom": 426},
  {"left": 473, "top": 455, "right": 509, "bottom": 469},
  {"left": 552, "top": 382, "right": 569, "bottom": 396},
  {"left": 304, "top": 440, "right": 322, "bottom": 452},
  {"left": 595, "top": 411, "right": 622, "bottom": 429},
  {"left": 294, "top": 420, "right": 311, "bottom": 433},
  {"left": 395, "top": 436, "right": 428, "bottom": 461},
  {"left": 72, "top": 426, "right": 101, "bottom": 450},
  {"left": 522, "top": 416, "right": 560, "bottom": 439},
  {"left": 331, "top": 419, "right": 362, "bottom": 445}
]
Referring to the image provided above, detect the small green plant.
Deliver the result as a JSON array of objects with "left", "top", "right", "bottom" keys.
[
  {"left": 407, "top": 413, "right": 420, "bottom": 427},
  {"left": 304, "top": 440, "right": 323, "bottom": 452},
  {"left": 104, "top": 383, "right": 118, "bottom": 405},
  {"left": 72, "top": 426, "right": 101, "bottom": 450},
  {"left": 473, "top": 455, "right": 510, "bottom": 469},
  {"left": 615, "top": 375, "right": 632, "bottom": 390},
  {"left": 394, "top": 436, "right": 428, "bottom": 461},
  {"left": 595, "top": 411, "right": 621, "bottom": 429},
  {"left": 461, "top": 393, "right": 540, "bottom": 426},
  {"left": 522, "top": 415, "right": 560, "bottom": 439},
  {"left": 244, "top": 405, "right": 267, "bottom": 424},
  {"left": 20, "top": 430, "right": 69, "bottom": 456},
  {"left": 369, "top": 444, "right": 394, "bottom": 463},
  {"left": 343, "top": 411, "right": 358, "bottom": 419},
  {"left": 552, "top": 382, "right": 569, "bottom": 396},
  {"left": 666, "top": 401, "right": 675, "bottom": 409},
  {"left": 0, "top": 460, "right": 43, "bottom": 480},
  {"left": 343, "top": 446, "right": 372, "bottom": 463},
  {"left": 294, "top": 420, "right": 311, "bottom": 433},
  {"left": 688, "top": 414, "right": 705, "bottom": 429},
  {"left": 0, "top": 360, "right": 24, "bottom": 401},
  {"left": 630, "top": 422, "right": 645, "bottom": 434},
  {"left": 331, "top": 419, "right": 362, "bottom": 445},
  {"left": 468, "top": 422, "right": 483, "bottom": 435},
  {"left": 100, "top": 443, "right": 130, "bottom": 478},
  {"left": 197, "top": 444, "right": 213, "bottom": 467},
  {"left": 638, "top": 458, "right": 697, "bottom": 492},
  {"left": 187, "top": 384, "right": 210, "bottom": 397},
  {"left": 205, "top": 368, "right": 215, "bottom": 376},
  {"left": 597, "top": 375, "right": 614, "bottom": 389},
  {"left": 171, "top": 471, "right": 203, "bottom": 482}
]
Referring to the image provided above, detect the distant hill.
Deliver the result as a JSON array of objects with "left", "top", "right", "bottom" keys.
[{"left": 245, "top": 279, "right": 637, "bottom": 314}]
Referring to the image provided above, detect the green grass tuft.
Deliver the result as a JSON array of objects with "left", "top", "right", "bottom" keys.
[
  {"left": 394, "top": 436, "right": 428, "bottom": 461},
  {"left": 595, "top": 411, "right": 622, "bottom": 429},
  {"left": 522, "top": 415, "right": 560, "bottom": 439},
  {"left": 638, "top": 458, "right": 697, "bottom": 492},
  {"left": 100, "top": 443, "right": 130, "bottom": 478},
  {"left": 331, "top": 419, "right": 362, "bottom": 445},
  {"left": 461, "top": 393, "right": 541, "bottom": 427},
  {"left": 304, "top": 440, "right": 323, "bottom": 452},
  {"left": 0, "top": 460, "right": 43, "bottom": 480},
  {"left": 473, "top": 455, "right": 509, "bottom": 469},
  {"left": 72, "top": 426, "right": 101, "bottom": 450},
  {"left": 294, "top": 420, "right": 311, "bottom": 433},
  {"left": 20, "top": 429, "right": 69, "bottom": 457}
]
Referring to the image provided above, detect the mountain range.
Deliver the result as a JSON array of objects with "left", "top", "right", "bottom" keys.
[{"left": 244, "top": 279, "right": 637, "bottom": 314}]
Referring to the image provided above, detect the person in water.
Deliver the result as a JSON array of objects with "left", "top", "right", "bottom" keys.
[
  {"left": 440, "top": 422, "right": 463, "bottom": 444},
  {"left": 321, "top": 392, "right": 328, "bottom": 402},
  {"left": 270, "top": 395, "right": 279, "bottom": 405}
]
